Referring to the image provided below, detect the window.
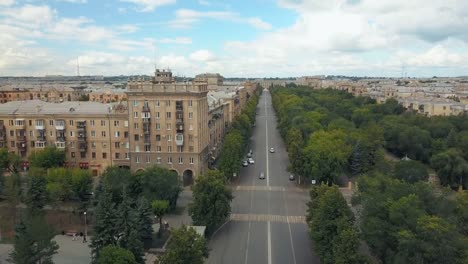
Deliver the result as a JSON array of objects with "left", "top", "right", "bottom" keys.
[
  {"left": 114, "top": 131, "right": 120, "bottom": 138},
  {"left": 35, "top": 120, "right": 44, "bottom": 127},
  {"left": 134, "top": 134, "right": 139, "bottom": 141},
  {"left": 125, "top": 152, "right": 129, "bottom": 159},
  {"left": 135, "top": 155, "right": 141, "bottom": 163},
  {"left": 166, "top": 112, "right": 171, "bottom": 119},
  {"left": 167, "top": 123, "right": 171, "bottom": 130},
  {"left": 155, "top": 123, "right": 161, "bottom": 130},
  {"left": 70, "top": 142, "right": 75, "bottom": 148},
  {"left": 50, "top": 131, "right": 54, "bottom": 137},
  {"left": 91, "top": 131, "right": 96, "bottom": 137},
  {"left": 168, "top": 146, "right": 172, "bottom": 152},
  {"left": 188, "top": 100, "right": 193, "bottom": 107},
  {"left": 189, "top": 157, "right": 194, "bottom": 164},
  {"left": 69, "top": 120, "right": 74, "bottom": 126},
  {"left": 115, "top": 142, "right": 120, "bottom": 148},
  {"left": 142, "top": 112, "right": 150, "bottom": 118},
  {"left": 156, "top": 135, "right": 161, "bottom": 141},
  {"left": 165, "top": 100, "right": 170, "bottom": 107},
  {"left": 9, "top": 130, "right": 13, "bottom": 136},
  {"left": 29, "top": 130, "right": 33, "bottom": 137},
  {"left": 91, "top": 142, "right": 96, "bottom": 148},
  {"left": 146, "top": 155, "right": 151, "bottom": 163},
  {"left": 124, "top": 121, "right": 128, "bottom": 127},
  {"left": 134, "top": 112, "right": 138, "bottom": 118},
  {"left": 189, "top": 124, "right": 193, "bottom": 130},
  {"left": 102, "top": 152, "right": 107, "bottom": 159},
  {"left": 155, "top": 100, "right": 160, "bottom": 107},
  {"left": 70, "top": 131, "right": 74, "bottom": 137},
  {"left": 135, "top": 146, "right": 140, "bottom": 152},
  {"left": 156, "top": 146, "right": 162, "bottom": 152},
  {"left": 14, "top": 120, "right": 24, "bottom": 126},
  {"left": 124, "top": 131, "right": 129, "bottom": 138},
  {"left": 49, "top": 120, "right": 54, "bottom": 125},
  {"left": 133, "top": 100, "right": 138, "bottom": 107},
  {"left": 114, "top": 121, "right": 120, "bottom": 126},
  {"left": 90, "top": 120, "right": 95, "bottom": 126},
  {"left": 101, "top": 120, "right": 106, "bottom": 126},
  {"left": 167, "top": 156, "right": 172, "bottom": 164},
  {"left": 157, "top": 157, "right": 161, "bottom": 164},
  {"left": 115, "top": 152, "right": 120, "bottom": 159},
  {"left": 10, "top": 141, "right": 14, "bottom": 148},
  {"left": 178, "top": 156, "right": 183, "bottom": 164},
  {"left": 31, "top": 141, "right": 35, "bottom": 147},
  {"left": 144, "top": 100, "right": 149, "bottom": 107},
  {"left": 71, "top": 152, "right": 75, "bottom": 158},
  {"left": 101, "top": 131, "right": 106, "bottom": 137},
  {"left": 167, "top": 135, "right": 172, "bottom": 141},
  {"left": 134, "top": 123, "right": 139, "bottom": 129},
  {"left": 189, "top": 146, "right": 194, "bottom": 152},
  {"left": 92, "top": 152, "right": 96, "bottom": 159},
  {"left": 103, "top": 142, "right": 107, "bottom": 148},
  {"left": 177, "top": 146, "right": 183, "bottom": 152},
  {"left": 155, "top": 112, "right": 160, "bottom": 119},
  {"left": 189, "top": 112, "right": 193, "bottom": 119}
]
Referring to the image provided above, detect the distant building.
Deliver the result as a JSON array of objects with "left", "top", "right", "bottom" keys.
[{"left": 195, "top": 73, "right": 224, "bottom": 90}]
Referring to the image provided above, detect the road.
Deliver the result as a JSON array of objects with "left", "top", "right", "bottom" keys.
[{"left": 207, "top": 90, "right": 320, "bottom": 264}]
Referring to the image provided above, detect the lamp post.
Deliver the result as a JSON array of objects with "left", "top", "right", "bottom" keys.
[{"left": 83, "top": 211, "right": 87, "bottom": 242}]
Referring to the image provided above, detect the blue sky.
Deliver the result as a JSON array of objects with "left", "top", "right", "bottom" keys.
[{"left": 1, "top": 0, "right": 468, "bottom": 77}]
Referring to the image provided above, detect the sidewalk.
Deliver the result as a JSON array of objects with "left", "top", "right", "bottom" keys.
[{"left": 164, "top": 187, "right": 193, "bottom": 229}]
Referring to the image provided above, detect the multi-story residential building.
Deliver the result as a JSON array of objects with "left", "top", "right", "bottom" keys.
[
  {"left": 89, "top": 89, "right": 127, "bottom": 103},
  {"left": 0, "top": 100, "right": 128, "bottom": 176},
  {"left": 195, "top": 73, "right": 224, "bottom": 90},
  {"left": 0, "top": 87, "right": 81, "bottom": 103},
  {"left": 122, "top": 69, "right": 210, "bottom": 185}
]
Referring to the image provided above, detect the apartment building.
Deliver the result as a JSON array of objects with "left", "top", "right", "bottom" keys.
[
  {"left": 195, "top": 73, "right": 224, "bottom": 90},
  {"left": 89, "top": 88, "right": 127, "bottom": 103},
  {"left": 0, "top": 100, "right": 128, "bottom": 176},
  {"left": 0, "top": 87, "right": 81, "bottom": 103},
  {"left": 123, "top": 69, "right": 210, "bottom": 185}
]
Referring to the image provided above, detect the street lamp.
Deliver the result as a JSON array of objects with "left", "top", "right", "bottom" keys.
[{"left": 83, "top": 211, "right": 87, "bottom": 243}]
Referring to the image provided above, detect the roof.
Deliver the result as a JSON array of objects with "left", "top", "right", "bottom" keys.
[{"left": 0, "top": 100, "right": 121, "bottom": 115}]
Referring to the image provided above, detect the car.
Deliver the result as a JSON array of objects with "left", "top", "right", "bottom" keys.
[
  {"left": 247, "top": 152, "right": 252, "bottom": 158},
  {"left": 242, "top": 160, "right": 249, "bottom": 167},
  {"left": 289, "top": 174, "right": 295, "bottom": 181},
  {"left": 270, "top": 147, "right": 275, "bottom": 153},
  {"left": 259, "top": 172, "right": 265, "bottom": 179},
  {"left": 248, "top": 158, "right": 255, "bottom": 164}
]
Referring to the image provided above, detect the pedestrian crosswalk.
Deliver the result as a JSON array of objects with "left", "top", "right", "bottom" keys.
[
  {"left": 230, "top": 213, "right": 306, "bottom": 224},
  {"left": 234, "top": 185, "right": 307, "bottom": 192}
]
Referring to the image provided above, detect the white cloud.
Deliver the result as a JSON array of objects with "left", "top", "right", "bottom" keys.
[
  {"left": 68, "top": 52, "right": 154, "bottom": 75},
  {"left": 117, "top": 24, "right": 139, "bottom": 33},
  {"left": 120, "top": 0, "right": 176, "bottom": 12},
  {"left": 247, "top": 17, "right": 272, "bottom": 30},
  {"left": 57, "top": 0, "right": 87, "bottom": 3},
  {"left": 158, "top": 37, "right": 192, "bottom": 44},
  {"left": 0, "top": 0, "right": 14, "bottom": 6},
  {"left": 189, "top": 50, "right": 216, "bottom": 62}
]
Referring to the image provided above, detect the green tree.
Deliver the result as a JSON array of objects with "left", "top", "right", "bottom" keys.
[
  {"left": 25, "top": 171, "right": 48, "bottom": 213},
  {"left": 158, "top": 225, "right": 209, "bottom": 264},
  {"left": 393, "top": 160, "right": 429, "bottom": 183},
  {"left": 9, "top": 218, "right": 34, "bottom": 264},
  {"left": 431, "top": 148, "right": 468, "bottom": 189},
  {"left": 151, "top": 200, "right": 169, "bottom": 238},
  {"left": 218, "top": 130, "right": 244, "bottom": 179},
  {"left": 116, "top": 191, "right": 144, "bottom": 263},
  {"left": 0, "top": 148, "right": 20, "bottom": 174},
  {"left": 136, "top": 197, "right": 153, "bottom": 243},
  {"left": 97, "top": 245, "right": 137, "bottom": 264},
  {"left": 137, "top": 166, "right": 181, "bottom": 210},
  {"left": 188, "top": 170, "right": 233, "bottom": 234},
  {"left": 29, "top": 146, "right": 65, "bottom": 169}
]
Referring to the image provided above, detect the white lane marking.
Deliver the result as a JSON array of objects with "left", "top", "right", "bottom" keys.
[
  {"left": 267, "top": 221, "right": 272, "bottom": 264},
  {"left": 265, "top": 94, "right": 269, "bottom": 187},
  {"left": 283, "top": 191, "right": 298, "bottom": 264},
  {"left": 244, "top": 221, "right": 251, "bottom": 264}
]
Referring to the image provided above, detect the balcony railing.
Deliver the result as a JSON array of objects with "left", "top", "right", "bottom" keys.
[
  {"left": 16, "top": 135, "right": 26, "bottom": 142},
  {"left": 175, "top": 133, "right": 184, "bottom": 146}
]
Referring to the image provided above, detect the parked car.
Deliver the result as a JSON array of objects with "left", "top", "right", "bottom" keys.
[
  {"left": 259, "top": 172, "right": 265, "bottom": 179},
  {"left": 247, "top": 152, "right": 252, "bottom": 158},
  {"left": 248, "top": 158, "right": 255, "bottom": 164},
  {"left": 270, "top": 147, "right": 275, "bottom": 153},
  {"left": 242, "top": 160, "right": 249, "bottom": 167},
  {"left": 289, "top": 174, "right": 295, "bottom": 181}
]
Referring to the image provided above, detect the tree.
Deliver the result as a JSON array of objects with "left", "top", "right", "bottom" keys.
[
  {"left": 218, "top": 130, "right": 244, "bottom": 179},
  {"left": 79, "top": 94, "right": 90, "bottom": 101},
  {"left": 188, "top": 170, "right": 233, "bottom": 234},
  {"left": 98, "top": 245, "right": 137, "bottom": 264},
  {"left": 393, "top": 160, "right": 429, "bottom": 183},
  {"left": 90, "top": 188, "right": 119, "bottom": 261},
  {"left": 136, "top": 197, "right": 153, "bottom": 243},
  {"left": 29, "top": 146, "right": 65, "bottom": 169},
  {"left": 137, "top": 166, "right": 181, "bottom": 210},
  {"left": 158, "top": 225, "right": 209, "bottom": 264},
  {"left": 10, "top": 213, "right": 59, "bottom": 264},
  {"left": 151, "top": 200, "right": 169, "bottom": 238},
  {"left": 0, "top": 148, "right": 20, "bottom": 174},
  {"left": 25, "top": 171, "right": 48, "bottom": 213},
  {"left": 431, "top": 148, "right": 468, "bottom": 189}
]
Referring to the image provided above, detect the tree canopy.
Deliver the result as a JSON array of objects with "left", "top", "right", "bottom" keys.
[{"left": 158, "top": 225, "right": 209, "bottom": 264}]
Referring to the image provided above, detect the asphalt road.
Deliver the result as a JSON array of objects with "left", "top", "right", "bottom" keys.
[{"left": 207, "top": 90, "right": 320, "bottom": 264}]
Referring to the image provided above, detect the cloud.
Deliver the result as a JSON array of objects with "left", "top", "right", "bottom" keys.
[
  {"left": 189, "top": 49, "right": 216, "bottom": 62},
  {"left": 68, "top": 52, "right": 154, "bottom": 75},
  {"left": 0, "top": 0, "right": 14, "bottom": 6},
  {"left": 120, "top": 0, "right": 176, "bottom": 12},
  {"left": 169, "top": 8, "right": 271, "bottom": 30},
  {"left": 57, "top": 0, "right": 87, "bottom": 3},
  {"left": 158, "top": 37, "right": 192, "bottom": 44},
  {"left": 117, "top": 24, "right": 139, "bottom": 33}
]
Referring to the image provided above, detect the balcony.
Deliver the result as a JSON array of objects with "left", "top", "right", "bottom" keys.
[
  {"left": 78, "top": 133, "right": 86, "bottom": 141},
  {"left": 142, "top": 105, "right": 150, "bottom": 112},
  {"left": 79, "top": 143, "right": 87, "bottom": 152},
  {"left": 56, "top": 135, "right": 66, "bottom": 142},
  {"left": 176, "top": 101, "right": 183, "bottom": 111},
  {"left": 35, "top": 122, "right": 45, "bottom": 130},
  {"left": 77, "top": 121, "right": 86, "bottom": 132},
  {"left": 175, "top": 133, "right": 184, "bottom": 146},
  {"left": 16, "top": 142, "right": 27, "bottom": 150},
  {"left": 55, "top": 121, "right": 65, "bottom": 130},
  {"left": 55, "top": 141, "right": 66, "bottom": 149},
  {"left": 16, "top": 135, "right": 26, "bottom": 142},
  {"left": 37, "top": 134, "right": 46, "bottom": 141},
  {"left": 35, "top": 141, "right": 46, "bottom": 148},
  {"left": 142, "top": 117, "right": 151, "bottom": 123}
]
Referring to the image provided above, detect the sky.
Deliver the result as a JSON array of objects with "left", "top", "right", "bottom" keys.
[{"left": 1, "top": 0, "right": 468, "bottom": 77}]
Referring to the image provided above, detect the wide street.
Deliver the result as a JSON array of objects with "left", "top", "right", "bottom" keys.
[{"left": 207, "top": 90, "right": 320, "bottom": 264}]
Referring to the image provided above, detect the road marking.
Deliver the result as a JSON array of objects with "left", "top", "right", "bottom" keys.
[
  {"left": 267, "top": 221, "right": 272, "bottom": 264},
  {"left": 265, "top": 94, "right": 269, "bottom": 187},
  {"left": 234, "top": 185, "right": 307, "bottom": 192},
  {"left": 283, "top": 191, "right": 298, "bottom": 264},
  {"left": 230, "top": 213, "right": 306, "bottom": 224}
]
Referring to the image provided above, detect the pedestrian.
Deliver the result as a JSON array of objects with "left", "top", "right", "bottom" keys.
[
  {"left": 72, "top": 233, "right": 76, "bottom": 241},
  {"left": 83, "top": 234, "right": 87, "bottom": 243}
]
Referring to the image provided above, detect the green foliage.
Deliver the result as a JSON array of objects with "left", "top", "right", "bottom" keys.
[
  {"left": 29, "top": 146, "right": 65, "bottom": 169},
  {"left": 151, "top": 200, "right": 169, "bottom": 237},
  {"left": 0, "top": 148, "right": 20, "bottom": 174},
  {"left": 218, "top": 130, "right": 244, "bottom": 179},
  {"left": 158, "top": 225, "right": 209, "bottom": 264},
  {"left": 45, "top": 168, "right": 93, "bottom": 203},
  {"left": 25, "top": 170, "right": 48, "bottom": 213},
  {"left": 393, "top": 160, "right": 429, "bottom": 183},
  {"left": 136, "top": 197, "right": 153, "bottom": 242},
  {"left": 188, "top": 170, "right": 233, "bottom": 234},
  {"left": 97, "top": 245, "right": 137, "bottom": 264},
  {"left": 9, "top": 212, "right": 59, "bottom": 264},
  {"left": 137, "top": 166, "right": 181, "bottom": 210},
  {"left": 307, "top": 185, "right": 363, "bottom": 264},
  {"left": 431, "top": 148, "right": 468, "bottom": 189}
]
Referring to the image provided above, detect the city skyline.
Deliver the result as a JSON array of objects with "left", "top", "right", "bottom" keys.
[{"left": 1, "top": 0, "right": 468, "bottom": 77}]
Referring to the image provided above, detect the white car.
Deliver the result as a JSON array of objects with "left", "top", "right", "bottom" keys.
[
  {"left": 270, "top": 148, "right": 275, "bottom": 153},
  {"left": 248, "top": 158, "right": 255, "bottom": 164},
  {"left": 242, "top": 160, "right": 249, "bottom": 167}
]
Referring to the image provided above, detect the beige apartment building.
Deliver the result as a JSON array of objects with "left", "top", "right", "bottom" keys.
[
  {"left": 0, "top": 87, "right": 81, "bottom": 104},
  {"left": 0, "top": 100, "right": 128, "bottom": 176},
  {"left": 195, "top": 73, "right": 224, "bottom": 90}
]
